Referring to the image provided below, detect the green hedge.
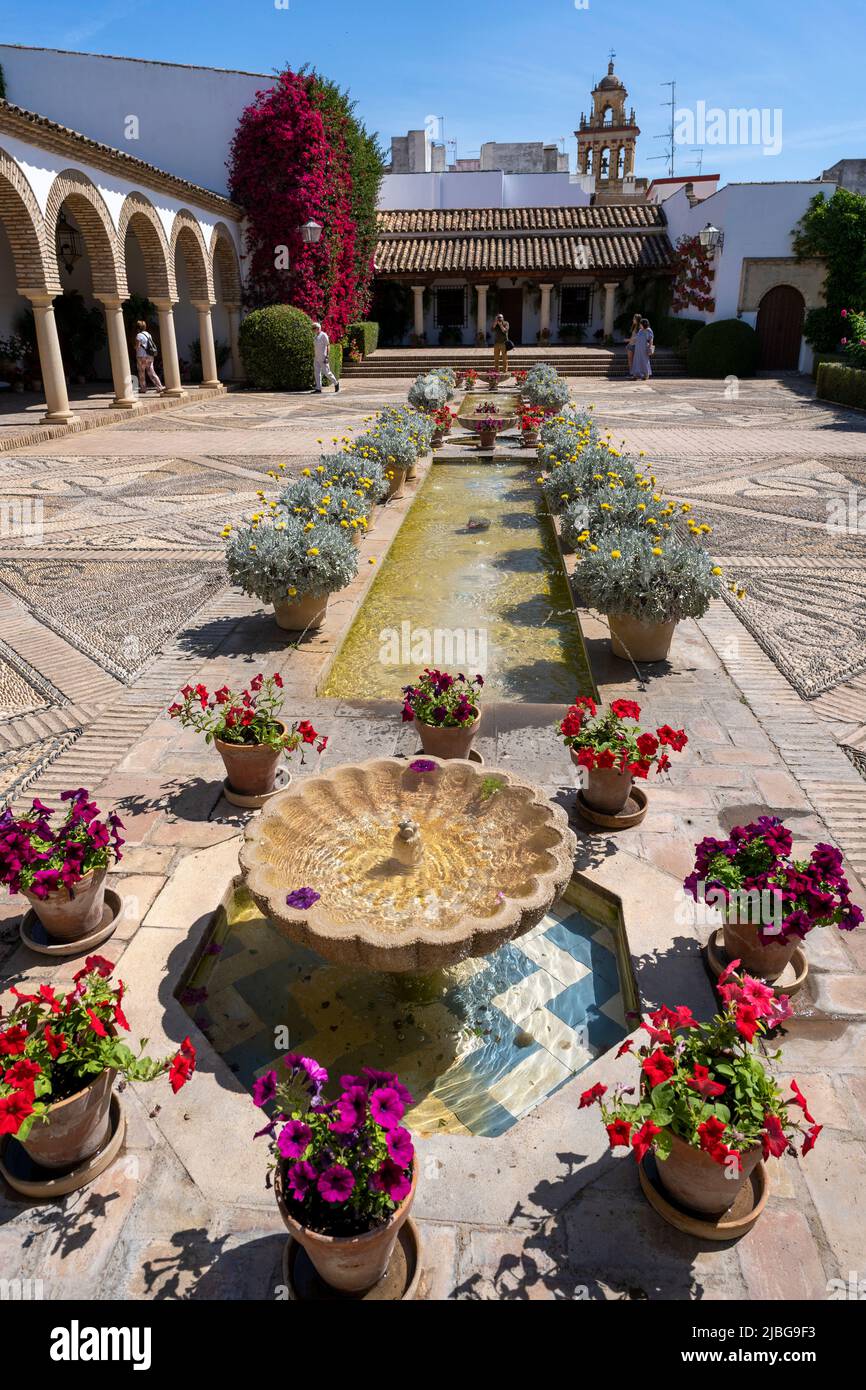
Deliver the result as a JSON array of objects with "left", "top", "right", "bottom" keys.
[
  {"left": 816, "top": 361, "right": 866, "bottom": 408},
  {"left": 238, "top": 304, "right": 315, "bottom": 390},
  {"left": 812, "top": 351, "right": 845, "bottom": 381},
  {"left": 329, "top": 342, "right": 343, "bottom": 379},
  {"left": 346, "top": 321, "right": 379, "bottom": 357},
  {"left": 653, "top": 316, "right": 706, "bottom": 353},
  {"left": 687, "top": 318, "right": 759, "bottom": 378}
]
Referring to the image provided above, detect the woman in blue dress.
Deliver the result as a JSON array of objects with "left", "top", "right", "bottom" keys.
[{"left": 630, "top": 317, "right": 654, "bottom": 380}]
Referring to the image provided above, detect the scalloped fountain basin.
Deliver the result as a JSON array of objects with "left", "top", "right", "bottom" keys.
[
  {"left": 456, "top": 390, "right": 521, "bottom": 435},
  {"left": 239, "top": 757, "right": 576, "bottom": 972}
]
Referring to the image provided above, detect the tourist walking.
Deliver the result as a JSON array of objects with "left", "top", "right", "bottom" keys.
[
  {"left": 630, "top": 317, "right": 654, "bottom": 381},
  {"left": 312, "top": 321, "right": 340, "bottom": 393},
  {"left": 134, "top": 319, "right": 164, "bottom": 394},
  {"left": 492, "top": 312, "right": 510, "bottom": 372},
  {"left": 626, "top": 313, "right": 642, "bottom": 377}
]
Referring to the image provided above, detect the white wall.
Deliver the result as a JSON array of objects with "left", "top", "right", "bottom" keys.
[
  {"left": 663, "top": 180, "right": 835, "bottom": 370},
  {"left": 379, "top": 170, "right": 592, "bottom": 210},
  {"left": 0, "top": 45, "right": 266, "bottom": 195}
]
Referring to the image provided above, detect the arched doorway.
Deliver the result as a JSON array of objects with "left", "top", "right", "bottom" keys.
[{"left": 756, "top": 284, "right": 805, "bottom": 369}]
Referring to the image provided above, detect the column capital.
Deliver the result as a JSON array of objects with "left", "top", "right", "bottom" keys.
[
  {"left": 152, "top": 298, "right": 179, "bottom": 312},
  {"left": 539, "top": 282, "right": 555, "bottom": 292},
  {"left": 223, "top": 301, "right": 242, "bottom": 313},
  {"left": 474, "top": 283, "right": 489, "bottom": 293},
  {"left": 191, "top": 299, "right": 217, "bottom": 312},
  {"left": 94, "top": 294, "right": 125, "bottom": 311},
  {"left": 411, "top": 284, "right": 426, "bottom": 294},
  {"left": 603, "top": 281, "right": 619, "bottom": 291},
  {"left": 18, "top": 289, "right": 56, "bottom": 308}
]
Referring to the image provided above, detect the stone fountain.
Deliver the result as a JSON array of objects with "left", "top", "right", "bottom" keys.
[{"left": 239, "top": 757, "right": 576, "bottom": 972}]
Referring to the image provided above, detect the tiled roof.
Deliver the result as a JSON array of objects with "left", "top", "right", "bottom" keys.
[{"left": 378, "top": 204, "right": 667, "bottom": 233}]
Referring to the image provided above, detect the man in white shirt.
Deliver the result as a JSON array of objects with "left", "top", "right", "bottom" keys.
[{"left": 312, "top": 322, "right": 340, "bottom": 393}]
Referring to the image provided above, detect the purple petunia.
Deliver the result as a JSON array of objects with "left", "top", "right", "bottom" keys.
[
  {"left": 286, "top": 887, "right": 321, "bottom": 911},
  {"left": 329, "top": 1084, "right": 368, "bottom": 1135},
  {"left": 370, "top": 1159, "right": 412, "bottom": 1203},
  {"left": 277, "top": 1119, "right": 312, "bottom": 1160},
  {"left": 286, "top": 1159, "right": 317, "bottom": 1201},
  {"left": 252, "top": 1069, "right": 278, "bottom": 1108},
  {"left": 369, "top": 1086, "right": 405, "bottom": 1130},
  {"left": 318, "top": 1164, "right": 355, "bottom": 1203},
  {"left": 409, "top": 759, "right": 437, "bottom": 775},
  {"left": 386, "top": 1126, "right": 414, "bottom": 1167}
]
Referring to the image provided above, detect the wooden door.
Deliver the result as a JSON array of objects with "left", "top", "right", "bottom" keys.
[
  {"left": 498, "top": 289, "right": 524, "bottom": 346},
  {"left": 756, "top": 285, "right": 805, "bottom": 369}
]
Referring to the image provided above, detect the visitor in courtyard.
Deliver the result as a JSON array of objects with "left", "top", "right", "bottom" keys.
[
  {"left": 312, "top": 321, "right": 340, "bottom": 393},
  {"left": 134, "top": 319, "right": 164, "bottom": 394},
  {"left": 626, "top": 313, "right": 642, "bottom": 376},
  {"left": 492, "top": 312, "right": 510, "bottom": 372},
  {"left": 630, "top": 317, "right": 654, "bottom": 381}
]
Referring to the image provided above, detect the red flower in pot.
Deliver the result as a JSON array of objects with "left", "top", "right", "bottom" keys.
[{"left": 555, "top": 698, "right": 687, "bottom": 815}]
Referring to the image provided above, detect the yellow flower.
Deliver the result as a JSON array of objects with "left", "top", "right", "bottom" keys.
[
  {"left": 636, "top": 503, "right": 646, "bottom": 512},
  {"left": 652, "top": 547, "right": 663, "bottom": 556},
  {"left": 712, "top": 566, "right": 723, "bottom": 576},
  {"left": 302, "top": 468, "right": 311, "bottom": 477},
  {"left": 288, "top": 586, "right": 297, "bottom": 597},
  {"left": 369, "top": 557, "right": 377, "bottom": 565},
  {"left": 681, "top": 503, "right": 692, "bottom": 513},
  {"left": 610, "top": 549, "right": 621, "bottom": 559},
  {"left": 307, "top": 547, "right": 319, "bottom": 556},
  {"left": 588, "top": 543, "right": 598, "bottom": 552},
  {"left": 304, "top": 522, "right": 315, "bottom": 532}
]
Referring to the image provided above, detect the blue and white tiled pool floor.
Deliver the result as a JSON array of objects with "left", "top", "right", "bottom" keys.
[{"left": 182, "top": 889, "right": 627, "bottom": 1137}]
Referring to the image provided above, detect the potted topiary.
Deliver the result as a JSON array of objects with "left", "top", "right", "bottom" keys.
[
  {"left": 0, "top": 792, "right": 124, "bottom": 944},
  {"left": 168, "top": 674, "right": 327, "bottom": 800},
  {"left": 556, "top": 697, "right": 687, "bottom": 815},
  {"left": 225, "top": 512, "right": 358, "bottom": 633},
  {"left": 582, "top": 965, "right": 818, "bottom": 1225},
  {"left": 0, "top": 956, "right": 195, "bottom": 1172},
  {"left": 573, "top": 528, "right": 729, "bottom": 662},
  {"left": 401, "top": 669, "right": 484, "bottom": 760},
  {"left": 256, "top": 1055, "right": 417, "bottom": 1295},
  {"left": 684, "top": 818, "right": 863, "bottom": 983}
]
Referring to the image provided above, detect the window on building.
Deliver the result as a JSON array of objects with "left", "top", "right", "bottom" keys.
[
  {"left": 559, "top": 284, "right": 593, "bottom": 326},
  {"left": 435, "top": 287, "right": 466, "bottom": 328}
]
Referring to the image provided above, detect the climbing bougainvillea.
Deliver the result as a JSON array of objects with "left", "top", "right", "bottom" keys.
[
  {"left": 671, "top": 234, "right": 716, "bottom": 314},
  {"left": 228, "top": 68, "right": 384, "bottom": 341}
]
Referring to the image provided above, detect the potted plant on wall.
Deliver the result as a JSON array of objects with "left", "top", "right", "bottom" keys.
[
  {"left": 555, "top": 697, "right": 687, "bottom": 816},
  {"left": 168, "top": 674, "right": 328, "bottom": 801},
  {"left": 0, "top": 792, "right": 124, "bottom": 945},
  {"left": 573, "top": 528, "right": 729, "bottom": 663},
  {"left": 0, "top": 957, "right": 195, "bottom": 1173},
  {"left": 520, "top": 407, "right": 545, "bottom": 448},
  {"left": 582, "top": 965, "right": 818, "bottom": 1228},
  {"left": 225, "top": 512, "right": 358, "bottom": 633},
  {"left": 684, "top": 818, "right": 863, "bottom": 983},
  {"left": 257, "top": 1055, "right": 417, "bottom": 1296},
  {"left": 431, "top": 404, "right": 455, "bottom": 449},
  {"left": 401, "top": 669, "right": 484, "bottom": 760}
]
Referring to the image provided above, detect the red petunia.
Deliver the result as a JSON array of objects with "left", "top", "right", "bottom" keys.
[
  {"left": 610, "top": 699, "right": 641, "bottom": 721},
  {"left": 606, "top": 1119, "right": 632, "bottom": 1148},
  {"left": 86, "top": 1009, "right": 109, "bottom": 1038},
  {"left": 298, "top": 720, "right": 318, "bottom": 745},
  {"left": 657, "top": 726, "right": 688, "bottom": 752},
  {"left": 44, "top": 1025, "right": 67, "bottom": 1059},
  {"left": 761, "top": 1112, "right": 789, "bottom": 1160},
  {"left": 685, "top": 1064, "right": 726, "bottom": 1099},
  {"left": 734, "top": 1003, "right": 761, "bottom": 1043},
  {"left": 631, "top": 1120, "right": 661, "bottom": 1163},
  {"left": 636, "top": 732, "right": 659, "bottom": 759},
  {"left": 0, "top": 1025, "right": 28, "bottom": 1056},
  {"left": 616, "top": 1038, "right": 635, "bottom": 1057},
  {"left": 578, "top": 1083, "right": 607, "bottom": 1108},
  {"left": 787, "top": 1078, "right": 815, "bottom": 1124},
  {"left": 168, "top": 1037, "right": 197, "bottom": 1094},
  {"left": 3, "top": 1059, "right": 41, "bottom": 1090},
  {"left": 801, "top": 1124, "right": 822, "bottom": 1156},
  {"left": 642, "top": 1049, "right": 675, "bottom": 1087},
  {"left": 0, "top": 1088, "right": 34, "bottom": 1136}
]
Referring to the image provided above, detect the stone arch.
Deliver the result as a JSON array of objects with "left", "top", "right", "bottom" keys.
[
  {"left": 170, "top": 209, "right": 213, "bottom": 302},
  {"left": 118, "top": 192, "right": 176, "bottom": 301},
  {"left": 0, "top": 145, "right": 58, "bottom": 293},
  {"left": 44, "top": 168, "right": 126, "bottom": 298},
  {"left": 209, "top": 222, "right": 242, "bottom": 305}
]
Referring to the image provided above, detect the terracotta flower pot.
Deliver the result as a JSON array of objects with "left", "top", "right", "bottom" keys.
[
  {"left": 608, "top": 613, "right": 677, "bottom": 663},
  {"left": 522, "top": 430, "right": 539, "bottom": 448},
  {"left": 275, "top": 1163, "right": 416, "bottom": 1293},
  {"left": 479, "top": 429, "right": 496, "bottom": 449},
  {"left": 572, "top": 756, "right": 633, "bottom": 814},
  {"left": 273, "top": 593, "right": 329, "bottom": 632},
  {"left": 655, "top": 1132, "right": 763, "bottom": 1217},
  {"left": 22, "top": 1068, "right": 116, "bottom": 1171},
  {"left": 386, "top": 467, "right": 408, "bottom": 500},
  {"left": 722, "top": 914, "right": 799, "bottom": 983},
  {"left": 417, "top": 708, "right": 481, "bottom": 760},
  {"left": 215, "top": 722, "right": 287, "bottom": 797},
  {"left": 22, "top": 867, "right": 108, "bottom": 944}
]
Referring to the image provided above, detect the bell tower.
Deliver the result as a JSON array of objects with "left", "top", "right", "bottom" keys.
[{"left": 576, "top": 52, "right": 641, "bottom": 200}]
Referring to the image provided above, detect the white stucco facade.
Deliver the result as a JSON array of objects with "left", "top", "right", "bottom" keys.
[{"left": 379, "top": 171, "right": 592, "bottom": 211}]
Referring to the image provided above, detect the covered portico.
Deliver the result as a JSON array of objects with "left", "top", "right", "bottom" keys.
[{"left": 0, "top": 100, "right": 244, "bottom": 426}]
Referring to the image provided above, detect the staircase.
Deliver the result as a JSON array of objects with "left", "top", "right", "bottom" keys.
[{"left": 342, "top": 348, "right": 687, "bottom": 380}]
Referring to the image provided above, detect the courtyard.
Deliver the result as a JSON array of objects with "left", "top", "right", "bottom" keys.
[{"left": 2, "top": 371, "right": 865, "bottom": 1301}]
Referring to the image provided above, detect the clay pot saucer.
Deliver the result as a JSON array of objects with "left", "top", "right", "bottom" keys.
[
  {"left": 223, "top": 766, "right": 292, "bottom": 810},
  {"left": 20, "top": 888, "right": 124, "bottom": 958},
  {"left": 707, "top": 928, "right": 808, "bottom": 997},
  {"left": 575, "top": 785, "right": 648, "bottom": 830},
  {"left": 0, "top": 1093, "right": 126, "bottom": 1200},
  {"left": 280, "top": 1219, "right": 422, "bottom": 1301},
  {"left": 639, "top": 1151, "right": 769, "bottom": 1241},
  {"left": 412, "top": 747, "right": 483, "bottom": 766}
]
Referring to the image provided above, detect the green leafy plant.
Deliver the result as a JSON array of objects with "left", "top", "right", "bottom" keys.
[
  {"left": 816, "top": 360, "right": 866, "bottom": 409},
  {"left": 238, "top": 304, "right": 318, "bottom": 391},
  {"left": 795, "top": 188, "right": 866, "bottom": 343},
  {"left": 346, "top": 321, "right": 379, "bottom": 357},
  {"left": 687, "top": 319, "right": 759, "bottom": 378},
  {"left": 408, "top": 372, "right": 452, "bottom": 411},
  {"left": 0, "top": 959, "right": 195, "bottom": 1143},
  {"left": 225, "top": 511, "right": 358, "bottom": 604}
]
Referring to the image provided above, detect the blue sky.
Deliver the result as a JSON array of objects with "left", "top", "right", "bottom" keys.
[{"left": 4, "top": 0, "right": 863, "bottom": 182}]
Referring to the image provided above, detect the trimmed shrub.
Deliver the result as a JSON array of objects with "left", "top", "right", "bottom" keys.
[
  {"left": 687, "top": 319, "right": 759, "bottom": 378},
  {"left": 652, "top": 316, "right": 706, "bottom": 354},
  {"left": 811, "top": 352, "right": 846, "bottom": 381},
  {"left": 816, "top": 362, "right": 866, "bottom": 409},
  {"left": 329, "top": 342, "right": 343, "bottom": 379},
  {"left": 346, "top": 321, "right": 379, "bottom": 357},
  {"left": 238, "top": 305, "right": 317, "bottom": 391}
]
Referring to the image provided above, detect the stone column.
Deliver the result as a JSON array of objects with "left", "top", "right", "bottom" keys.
[
  {"left": 539, "top": 282, "right": 554, "bottom": 338},
  {"left": 603, "top": 281, "right": 618, "bottom": 339},
  {"left": 192, "top": 300, "right": 224, "bottom": 390},
  {"left": 152, "top": 299, "right": 186, "bottom": 398},
  {"left": 411, "top": 284, "right": 425, "bottom": 341},
  {"left": 625, "top": 144, "right": 635, "bottom": 177},
  {"left": 225, "top": 302, "right": 243, "bottom": 381},
  {"left": 475, "top": 283, "right": 489, "bottom": 344},
  {"left": 97, "top": 296, "right": 138, "bottom": 409},
  {"left": 21, "top": 291, "right": 79, "bottom": 425}
]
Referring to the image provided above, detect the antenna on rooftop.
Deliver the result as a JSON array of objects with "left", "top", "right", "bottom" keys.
[
  {"left": 648, "top": 79, "right": 676, "bottom": 177},
  {"left": 690, "top": 147, "right": 704, "bottom": 174}
]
